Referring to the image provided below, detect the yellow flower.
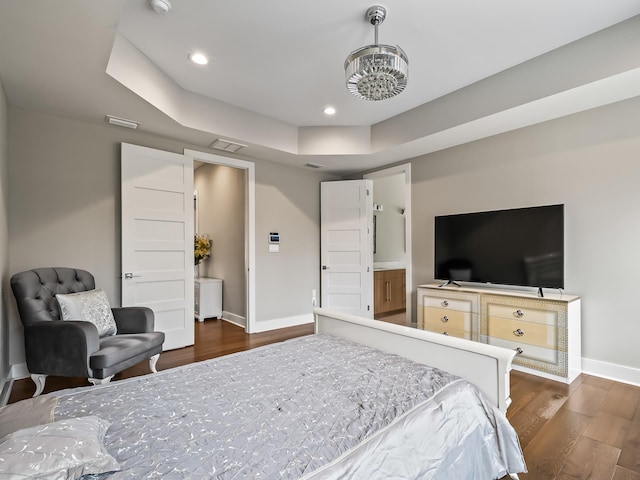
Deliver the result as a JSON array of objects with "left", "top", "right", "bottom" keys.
[{"left": 194, "top": 234, "right": 211, "bottom": 265}]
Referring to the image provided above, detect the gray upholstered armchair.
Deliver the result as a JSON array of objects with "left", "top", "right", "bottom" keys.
[{"left": 11, "top": 267, "right": 165, "bottom": 397}]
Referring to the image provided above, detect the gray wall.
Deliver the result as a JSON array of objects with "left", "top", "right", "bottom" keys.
[
  {"left": 408, "top": 96, "right": 640, "bottom": 373},
  {"left": 194, "top": 163, "right": 246, "bottom": 319},
  {"left": 0, "top": 81, "right": 9, "bottom": 391},
  {"left": 255, "top": 160, "right": 331, "bottom": 320},
  {"left": 7, "top": 107, "right": 333, "bottom": 369}
]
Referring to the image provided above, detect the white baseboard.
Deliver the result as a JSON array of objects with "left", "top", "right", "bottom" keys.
[
  {"left": 222, "top": 311, "right": 245, "bottom": 328},
  {"left": 250, "top": 313, "right": 314, "bottom": 333},
  {"left": 582, "top": 357, "right": 640, "bottom": 387}
]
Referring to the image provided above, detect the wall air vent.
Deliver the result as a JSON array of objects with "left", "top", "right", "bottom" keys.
[
  {"left": 305, "top": 162, "right": 323, "bottom": 169},
  {"left": 210, "top": 139, "right": 246, "bottom": 153},
  {"left": 105, "top": 115, "right": 139, "bottom": 129}
]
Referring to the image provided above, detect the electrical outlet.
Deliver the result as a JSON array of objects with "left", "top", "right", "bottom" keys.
[{"left": 311, "top": 289, "right": 317, "bottom": 306}]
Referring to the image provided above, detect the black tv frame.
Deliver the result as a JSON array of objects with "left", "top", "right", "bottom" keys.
[{"left": 434, "top": 204, "right": 564, "bottom": 297}]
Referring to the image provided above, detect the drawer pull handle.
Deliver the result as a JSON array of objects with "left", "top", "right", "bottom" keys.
[
  {"left": 441, "top": 300, "right": 449, "bottom": 307},
  {"left": 513, "top": 328, "right": 525, "bottom": 337},
  {"left": 442, "top": 331, "right": 449, "bottom": 336},
  {"left": 441, "top": 316, "right": 449, "bottom": 323},
  {"left": 515, "top": 347, "right": 524, "bottom": 355},
  {"left": 513, "top": 309, "right": 524, "bottom": 318}
]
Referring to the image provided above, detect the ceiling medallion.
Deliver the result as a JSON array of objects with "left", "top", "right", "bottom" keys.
[{"left": 344, "top": 6, "right": 408, "bottom": 101}]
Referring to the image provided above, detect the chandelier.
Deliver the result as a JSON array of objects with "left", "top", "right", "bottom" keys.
[{"left": 344, "top": 5, "right": 408, "bottom": 101}]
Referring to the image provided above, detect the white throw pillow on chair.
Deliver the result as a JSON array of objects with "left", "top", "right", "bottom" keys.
[{"left": 56, "top": 289, "right": 118, "bottom": 337}]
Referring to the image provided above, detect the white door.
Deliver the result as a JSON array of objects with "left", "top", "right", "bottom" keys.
[
  {"left": 121, "top": 143, "right": 194, "bottom": 350},
  {"left": 320, "top": 180, "right": 373, "bottom": 317}
]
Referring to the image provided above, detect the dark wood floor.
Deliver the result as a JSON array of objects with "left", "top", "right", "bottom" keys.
[{"left": 9, "top": 319, "right": 640, "bottom": 479}]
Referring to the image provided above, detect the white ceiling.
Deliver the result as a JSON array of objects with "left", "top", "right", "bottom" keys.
[{"left": 1, "top": 1, "right": 640, "bottom": 174}]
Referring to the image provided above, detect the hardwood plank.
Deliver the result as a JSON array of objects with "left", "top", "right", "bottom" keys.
[
  {"left": 601, "top": 383, "right": 640, "bottom": 421},
  {"left": 584, "top": 411, "right": 631, "bottom": 449},
  {"left": 618, "top": 405, "right": 640, "bottom": 473},
  {"left": 614, "top": 466, "right": 640, "bottom": 480},
  {"left": 521, "top": 408, "right": 591, "bottom": 479},
  {"left": 507, "top": 409, "right": 548, "bottom": 450},
  {"left": 507, "top": 371, "right": 552, "bottom": 418},
  {"left": 557, "top": 436, "right": 620, "bottom": 480},
  {"left": 522, "top": 383, "right": 568, "bottom": 420},
  {"left": 581, "top": 374, "right": 616, "bottom": 391},
  {"left": 563, "top": 383, "right": 609, "bottom": 417}
]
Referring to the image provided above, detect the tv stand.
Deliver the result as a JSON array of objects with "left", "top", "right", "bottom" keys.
[
  {"left": 417, "top": 284, "right": 581, "bottom": 384},
  {"left": 439, "top": 280, "right": 461, "bottom": 288}
]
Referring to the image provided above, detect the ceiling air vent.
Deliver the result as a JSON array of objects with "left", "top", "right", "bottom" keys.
[
  {"left": 210, "top": 139, "right": 246, "bottom": 153},
  {"left": 305, "top": 162, "right": 323, "bottom": 169}
]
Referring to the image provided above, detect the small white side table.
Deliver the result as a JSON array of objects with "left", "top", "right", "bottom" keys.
[{"left": 195, "top": 277, "right": 223, "bottom": 322}]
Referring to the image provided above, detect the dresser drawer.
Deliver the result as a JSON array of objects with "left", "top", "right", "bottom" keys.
[
  {"left": 424, "top": 326, "right": 472, "bottom": 340},
  {"left": 421, "top": 295, "right": 475, "bottom": 313},
  {"left": 486, "top": 303, "right": 558, "bottom": 326},
  {"left": 487, "top": 316, "right": 558, "bottom": 349},
  {"left": 423, "top": 307, "right": 470, "bottom": 332},
  {"left": 483, "top": 336, "right": 559, "bottom": 365}
]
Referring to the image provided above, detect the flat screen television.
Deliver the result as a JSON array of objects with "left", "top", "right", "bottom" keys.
[{"left": 434, "top": 204, "right": 564, "bottom": 290}]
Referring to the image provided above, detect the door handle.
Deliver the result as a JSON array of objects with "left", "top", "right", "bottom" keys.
[{"left": 123, "top": 272, "right": 141, "bottom": 279}]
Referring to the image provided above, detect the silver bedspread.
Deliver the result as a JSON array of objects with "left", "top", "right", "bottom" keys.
[{"left": 52, "top": 334, "right": 525, "bottom": 479}]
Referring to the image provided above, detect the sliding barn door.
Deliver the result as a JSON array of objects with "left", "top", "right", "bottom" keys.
[
  {"left": 320, "top": 180, "right": 373, "bottom": 318},
  {"left": 121, "top": 143, "right": 194, "bottom": 350}
]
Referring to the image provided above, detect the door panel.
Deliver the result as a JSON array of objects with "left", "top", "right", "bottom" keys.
[
  {"left": 320, "top": 180, "right": 373, "bottom": 318},
  {"left": 121, "top": 143, "right": 194, "bottom": 350}
]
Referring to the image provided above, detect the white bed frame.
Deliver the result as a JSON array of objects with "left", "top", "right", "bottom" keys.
[{"left": 314, "top": 308, "right": 516, "bottom": 413}]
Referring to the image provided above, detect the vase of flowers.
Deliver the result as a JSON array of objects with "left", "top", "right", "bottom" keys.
[{"left": 194, "top": 233, "right": 211, "bottom": 278}]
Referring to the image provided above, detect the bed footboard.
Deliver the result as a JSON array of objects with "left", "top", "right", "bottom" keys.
[{"left": 314, "top": 308, "right": 516, "bottom": 413}]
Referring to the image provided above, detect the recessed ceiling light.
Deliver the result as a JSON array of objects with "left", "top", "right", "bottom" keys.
[
  {"left": 148, "top": 0, "right": 171, "bottom": 14},
  {"left": 189, "top": 53, "right": 209, "bottom": 65},
  {"left": 323, "top": 106, "right": 336, "bottom": 115}
]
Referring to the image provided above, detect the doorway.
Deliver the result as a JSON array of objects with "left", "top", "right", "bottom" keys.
[
  {"left": 364, "top": 164, "right": 412, "bottom": 326},
  {"left": 184, "top": 149, "right": 256, "bottom": 333}
]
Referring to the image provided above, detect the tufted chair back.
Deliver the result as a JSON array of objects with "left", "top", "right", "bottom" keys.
[{"left": 11, "top": 267, "right": 95, "bottom": 326}]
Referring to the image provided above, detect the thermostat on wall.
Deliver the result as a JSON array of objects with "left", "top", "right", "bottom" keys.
[{"left": 268, "top": 232, "right": 280, "bottom": 244}]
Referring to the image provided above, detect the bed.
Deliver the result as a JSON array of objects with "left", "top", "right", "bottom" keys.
[{"left": 0, "top": 308, "right": 526, "bottom": 479}]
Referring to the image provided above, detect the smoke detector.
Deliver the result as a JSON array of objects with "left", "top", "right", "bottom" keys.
[{"left": 148, "top": 0, "right": 171, "bottom": 14}]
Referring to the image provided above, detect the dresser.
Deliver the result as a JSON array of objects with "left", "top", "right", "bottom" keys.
[
  {"left": 194, "top": 277, "right": 223, "bottom": 322},
  {"left": 417, "top": 284, "right": 581, "bottom": 383},
  {"left": 417, "top": 287, "right": 479, "bottom": 340}
]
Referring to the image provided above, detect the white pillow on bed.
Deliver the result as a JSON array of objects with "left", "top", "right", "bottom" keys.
[
  {"left": 0, "top": 416, "right": 119, "bottom": 479},
  {"left": 56, "top": 289, "right": 117, "bottom": 337}
]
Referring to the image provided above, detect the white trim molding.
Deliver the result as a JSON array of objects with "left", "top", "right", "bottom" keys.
[
  {"left": 364, "top": 163, "right": 412, "bottom": 323},
  {"left": 250, "top": 314, "right": 314, "bottom": 333},
  {"left": 222, "top": 311, "right": 246, "bottom": 328},
  {"left": 184, "top": 149, "right": 256, "bottom": 334},
  {"left": 582, "top": 357, "right": 640, "bottom": 387}
]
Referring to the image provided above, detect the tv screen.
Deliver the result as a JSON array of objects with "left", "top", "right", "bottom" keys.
[{"left": 434, "top": 204, "right": 564, "bottom": 289}]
